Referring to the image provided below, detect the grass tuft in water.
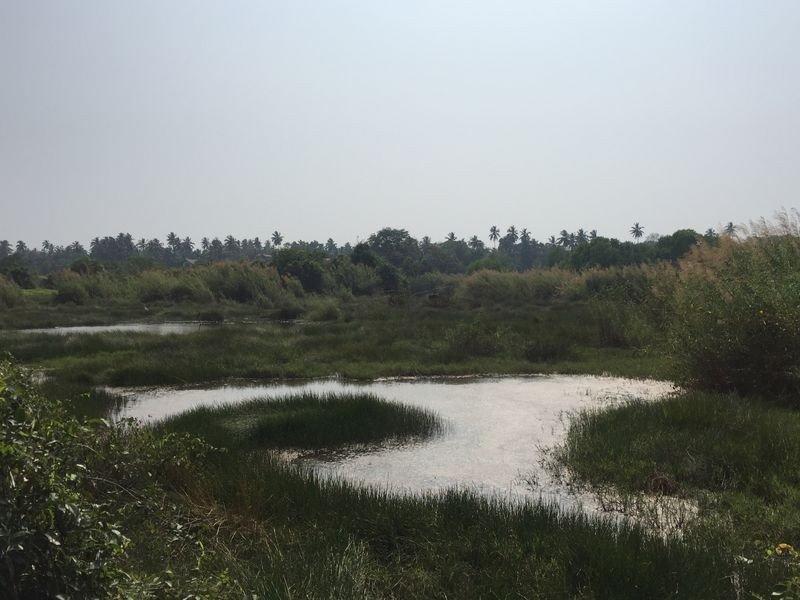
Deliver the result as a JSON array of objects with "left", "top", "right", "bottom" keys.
[{"left": 158, "top": 392, "right": 444, "bottom": 452}]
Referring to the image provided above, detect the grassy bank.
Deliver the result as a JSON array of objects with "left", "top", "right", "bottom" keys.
[
  {"left": 7, "top": 359, "right": 772, "bottom": 598},
  {"left": 553, "top": 392, "right": 800, "bottom": 594},
  {"left": 0, "top": 300, "right": 673, "bottom": 394}
]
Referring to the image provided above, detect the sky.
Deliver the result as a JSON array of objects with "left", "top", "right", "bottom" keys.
[{"left": 2, "top": 1, "right": 799, "bottom": 247}]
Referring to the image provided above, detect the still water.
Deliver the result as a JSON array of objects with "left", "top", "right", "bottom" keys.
[
  {"left": 19, "top": 322, "right": 207, "bottom": 335},
  {"left": 110, "top": 375, "right": 673, "bottom": 508}
]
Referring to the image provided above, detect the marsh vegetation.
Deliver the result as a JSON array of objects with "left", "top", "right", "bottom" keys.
[{"left": 3, "top": 215, "right": 800, "bottom": 597}]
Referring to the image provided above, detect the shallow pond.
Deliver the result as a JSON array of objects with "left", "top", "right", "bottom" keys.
[
  {"left": 18, "top": 322, "right": 209, "bottom": 335},
  {"left": 110, "top": 375, "right": 673, "bottom": 509}
]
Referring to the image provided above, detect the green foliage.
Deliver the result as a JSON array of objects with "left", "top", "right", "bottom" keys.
[
  {"left": 0, "top": 359, "right": 235, "bottom": 598},
  {"left": 455, "top": 269, "right": 571, "bottom": 307},
  {"left": 442, "top": 321, "right": 506, "bottom": 359},
  {"left": 273, "top": 248, "right": 329, "bottom": 293},
  {"left": 305, "top": 296, "right": 342, "bottom": 321},
  {"left": 557, "top": 392, "right": 800, "bottom": 498},
  {"left": 671, "top": 233, "right": 800, "bottom": 398},
  {"left": 522, "top": 337, "right": 574, "bottom": 362},
  {"left": 0, "top": 275, "right": 23, "bottom": 308},
  {"left": 159, "top": 392, "right": 443, "bottom": 451}
]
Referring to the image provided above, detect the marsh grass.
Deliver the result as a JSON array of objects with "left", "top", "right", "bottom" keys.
[
  {"left": 152, "top": 392, "right": 764, "bottom": 598},
  {"left": 556, "top": 392, "right": 800, "bottom": 499},
  {"left": 158, "top": 392, "right": 444, "bottom": 452},
  {"left": 0, "top": 301, "right": 674, "bottom": 390},
  {"left": 553, "top": 391, "right": 800, "bottom": 593}
]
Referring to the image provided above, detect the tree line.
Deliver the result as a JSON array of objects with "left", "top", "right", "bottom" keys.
[{"left": 0, "top": 222, "right": 734, "bottom": 289}]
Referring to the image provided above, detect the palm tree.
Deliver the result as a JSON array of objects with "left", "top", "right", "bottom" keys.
[
  {"left": 548, "top": 236, "right": 556, "bottom": 246},
  {"left": 576, "top": 229, "right": 588, "bottom": 244},
  {"left": 200, "top": 237, "right": 210, "bottom": 251},
  {"left": 557, "top": 230, "right": 570, "bottom": 247},
  {"left": 589, "top": 229, "right": 598, "bottom": 240},
  {"left": 724, "top": 222, "right": 736, "bottom": 236},
  {"left": 520, "top": 228, "right": 531, "bottom": 243},
  {"left": 705, "top": 228, "right": 718, "bottom": 240},
  {"left": 506, "top": 225, "right": 518, "bottom": 243},
  {"left": 630, "top": 222, "right": 644, "bottom": 240},
  {"left": 224, "top": 235, "right": 239, "bottom": 252},
  {"left": 166, "top": 232, "right": 180, "bottom": 253},
  {"left": 271, "top": 231, "right": 283, "bottom": 247},
  {"left": 468, "top": 235, "right": 482, "bottom": 251},
  {"left": 136, "top": 238, "right": 147, "bottom": 252},
  {"left": 488, "top": 226, "right": 500, "bottom": 248},
  {"left": 420, "top": 236, "right": 432, "bottom": 249},
  {"left": 445, "top": 232, "right": 456, "bottom": 242}
]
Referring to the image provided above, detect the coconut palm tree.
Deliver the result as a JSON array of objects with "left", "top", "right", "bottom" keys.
[
  {"left": 548, "top": 236, "right": 557, "bottom": 246},
  {"left": 445, "top": 232, "right": 456, "bottom": 242},
  {"left": 506, "top": 225, "right": 518, "bottom": 244},
  {"left": 488, "top": 226, "right": 500, "bottom": 248},
  {"left": 630, "top": 222, "right": 644, "bottom": 240},
  {"left": 520, "top": 228, "right": 531, "bottom": 243},
  {"left": 557, "top": 230, "right": 571, "bottom": 247},
  {"left": 576, "top": 229, "right": 588, "bottom": 244},
  {"left": 724, "top": 222, "right": 736, "bottom": 236},
  {"left": 468, "top": 235, "right": 482, "bottom": 250},
  {"left": 489, "top": 225, "right": 500, "bottom": 248},
  {"left": 589, "top": 229, "right": 598, "bottom": 240},
  {"left": 271, "top": 231, "right": 283, "bottom": 247}
]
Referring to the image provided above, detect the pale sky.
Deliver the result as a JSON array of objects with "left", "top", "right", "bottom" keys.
[{"left": 2, "top": 1, "right": 799, "bottom": 246}]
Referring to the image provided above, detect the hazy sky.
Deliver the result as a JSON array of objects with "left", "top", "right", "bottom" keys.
[{"left": 2, "top": 1, "right": 799, "bottom": 246}]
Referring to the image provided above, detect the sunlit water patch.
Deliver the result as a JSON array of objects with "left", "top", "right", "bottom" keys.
[
  {"left": 109, "top": 375, "right": 674, "bottom": 511},
  {"left": 18, "top": 322, "right": 209, "bottom": 335}
]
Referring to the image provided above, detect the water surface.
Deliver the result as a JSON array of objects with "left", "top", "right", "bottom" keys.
[
  {"left": 19, "top": 322, "right": 208, "bottom": 335},
  {"left": 111, "top": 375, "right": 673, "bottom": 508}
]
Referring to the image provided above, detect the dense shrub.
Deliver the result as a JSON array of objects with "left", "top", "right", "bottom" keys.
[
  {"left": 0, "top": 359, "right": 233, "bottom": 597},
  {"left": 305, "top": 297, "right": 342, "bottom": 321},
  {"left": 135, "top": 270, "right": 213, "bottom": 304},
  {"left": 671, "top": 220, "right": 800, "bottom": 398},
  {"left": 0, "top": 275, "right": 23, "bottom": 308},
  {"left": 194, "top": 262, "right": 287, "bottom": 304},
  {"left": 455, "top": 269, "right": 574, "bottom": 307},
  {"left": 442, "top": 321, "right": 506, "bottom": 359}
]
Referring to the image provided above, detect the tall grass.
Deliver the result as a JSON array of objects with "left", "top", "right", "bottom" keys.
[
  {"left": 671, "top": 213, "right": 800, "bottom": 398},
  {"left": 152, "top": 389, "right": 765, "bottom": 598},
  {"left": 556, "top": 392, "right": 800, "bottom": 498},
  {"left": 158, "top": 392, "right": 443, "bottom": 451},
  {"left": 0, "top": 275, "right": 23, "bottom": 308}
]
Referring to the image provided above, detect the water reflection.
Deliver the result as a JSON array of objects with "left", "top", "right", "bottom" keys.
[
  {"left": 19, "top": 322, "right": 208, "bottom": 335},
  {"left": 110, "top": 375, "right": 673, "bottom": 510}
]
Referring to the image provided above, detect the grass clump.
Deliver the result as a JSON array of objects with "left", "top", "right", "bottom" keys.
[
  {"left": 556, "top": 392, "right": 800, "bottom": 498},
  {"left": 159, "top": 392, "right": 443, "bottom": 452}
]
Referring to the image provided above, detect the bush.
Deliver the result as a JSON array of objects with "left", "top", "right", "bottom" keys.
[
  {"left": 442, "top": 321, "right": 506, "bottom": 359},
  {"left": 0, "top": 360, "right": 239, "bottom": 598},
  {"left": 52, "top": 270, "right": 90, "bottom": 304},
  {"left": 195, "top": 262, "right": 286, "bottom": 304},
  {"left": 671, "top": 220, "right": 800, "bottom": 398},
  {"left": 0, "top": 275, "right": 23, "bottom": 308},
  {"left": 455, "top": 269, "right": 574, "bottom": 307},
  {"left": 305, "top": 297, "right": 342, "bottom": 321}
]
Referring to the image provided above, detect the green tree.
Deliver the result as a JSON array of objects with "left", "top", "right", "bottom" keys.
[
  {"left": 271, "top": 231, "right": 284, "bottom": 247},
  {"left": 489, "top": 226, "right": 500, "bottom": 248},
  {"left": 630, "top": 222, "right": 644, "bottom": 240}
]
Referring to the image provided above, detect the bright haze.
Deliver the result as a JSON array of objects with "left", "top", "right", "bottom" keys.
[{"left": 2, "top": 1, "right": 799, "bottom": 246}]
